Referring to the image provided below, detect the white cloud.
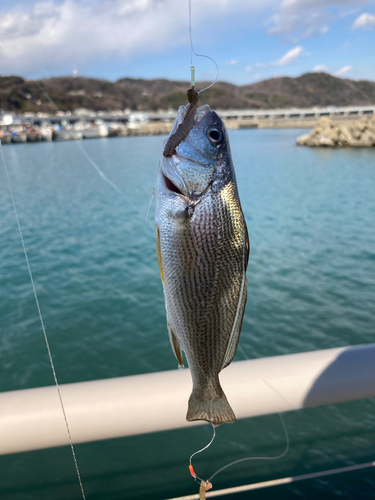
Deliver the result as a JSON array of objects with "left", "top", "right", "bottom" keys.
[
  {"left": 335, "top": 65, "right": 352, "bottom": 76},
  {"left": 339, "top": 7, "right": 362, "bottom": 19},
  {"left": 313, "top": 64, "right": 329, "bottom": 72},
  {"left": 226, "top": 60, "right": 239, "bottom": 66},
  {"left": 267, "top": 0, "right": 368, "bottom": 40},
  {"left": 252, "top": 73, "right": 262, "bottom": 82},
  {"left": 254, "top": 46, "right": 308, "bottom": 68},
  {"left": 275, "top": 46, "right": 307, "bottom": 65},
  {"left": 352, "top": 13, "right": 375, "bottom": 30},
  {"left": 245, "top": 65, "right": 252, "bottom": 72},
  {"left": 0, "top": 0, "right": 274, "bottom": 77}
]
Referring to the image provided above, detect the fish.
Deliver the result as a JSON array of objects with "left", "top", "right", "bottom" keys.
[{"left": 155, "top": 103, "right": 249, "bottom": 426}]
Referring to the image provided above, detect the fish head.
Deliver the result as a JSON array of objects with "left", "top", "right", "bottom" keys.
[{"left": 159, "top": 105, "right": 234, "bottom": 199}]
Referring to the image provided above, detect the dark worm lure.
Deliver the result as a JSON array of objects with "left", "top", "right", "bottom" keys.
[{"left": 163, "top": 87, "right": 199, "bottom": 157}]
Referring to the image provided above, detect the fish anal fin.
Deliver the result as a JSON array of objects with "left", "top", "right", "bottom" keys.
[
  {"left": 168, "top": 323, "right": 184, "bottom": 368},
  {"left": 244, "top": 221, "right": 250, "bottom": 270},
  {"left": 221, "top": 273, "right": 247, "bottom": 370},
  {"left": 155, "top": 224, "right": 164, "bottom": 283}
]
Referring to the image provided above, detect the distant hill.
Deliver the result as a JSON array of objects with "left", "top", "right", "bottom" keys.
[{"left": 1, "top": 72, "right": 375, "bottom": 113}]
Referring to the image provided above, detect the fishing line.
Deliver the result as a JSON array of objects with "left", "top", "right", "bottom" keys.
[
  {"left": 35, "top": 81, "right": 158, "bottom": 293},
  {"left": 33, "top": 80, "right": 128, "bottom": 201},
  {"left": 35, "top": 81, "right": 59, "bottom": 112},
  {"left": 206, "top": 343, "right": 291, "bottom": 484},
  {"left": 35, "top": 80, "right": 156, "bottom": 275},
  {"left": 76, "top": 141, "right": 128, "bottom": 200},
  {"left": 189, "top": 424, "right": 216, "bottom": 482},
  {"left": 209, "top": 413, "right": 289, "bottom": 483},
  {"left": 188, "top": 0, "right": 219, "bottom": 94},
  {"left": 0, "top": 142, "right": 87, "bottom": 500},
  {"left": 238, "top": 344, "right": 295, "bottom": 411},
  {"left": 146, "top": 186, "right": 156, "bottom": 222}
]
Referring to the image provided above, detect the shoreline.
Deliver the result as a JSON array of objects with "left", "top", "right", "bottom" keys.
[{"left": 1, "top": 115, "right": 374, "bottom": 144}]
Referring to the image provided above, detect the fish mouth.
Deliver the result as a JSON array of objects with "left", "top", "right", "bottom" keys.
[
  {"left": 162, "top": 172, "right": 184, "bottom": 196},
  {"left": 161, "top": 154, "right": 190, "bottom": 197},
  {"left": 161, "top": 152, "right": 209, "bottom": 198},
  {"left": 162, "top": 170, "right": 213, "bottom": 208}
]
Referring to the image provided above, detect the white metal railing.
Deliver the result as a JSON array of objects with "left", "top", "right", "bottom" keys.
[{"left": 0, "top": 344, "right": 374, "bottom": 455}]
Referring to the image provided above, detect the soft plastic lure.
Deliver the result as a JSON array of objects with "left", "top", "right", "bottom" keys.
[
  {"left": 163, "top": 87, "right": 199, "bottom": 157},
  {"left": 199, "top": 479, "right": 212, "bottom": 499}
]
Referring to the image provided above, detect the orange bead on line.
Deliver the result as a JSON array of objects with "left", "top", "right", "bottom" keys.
[{"left": 189, "top": 464, "right": 196, "bottom": 478}]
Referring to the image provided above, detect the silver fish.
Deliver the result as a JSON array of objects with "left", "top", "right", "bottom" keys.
[{"left": 155, "top": 104, "right": 249, "bottom": 426}]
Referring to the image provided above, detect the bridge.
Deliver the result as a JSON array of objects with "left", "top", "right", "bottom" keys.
[{"left": 217, "top": 105, "right": 375, "bottom": 120}]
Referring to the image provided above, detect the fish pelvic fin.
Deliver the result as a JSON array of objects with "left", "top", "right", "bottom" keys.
[{"left": 186, "top": 391, "right": 236, "bottom": 427}]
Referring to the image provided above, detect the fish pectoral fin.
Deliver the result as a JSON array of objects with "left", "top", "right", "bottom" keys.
[
  {"left": 221, "top": 273, "right": 247, "bottom": 370},
  {"left": 155, "top": 225, "right": 164, "bottom": 283},
  {"left": 168, "top": 323, "right": 184, "bottom": 368}
]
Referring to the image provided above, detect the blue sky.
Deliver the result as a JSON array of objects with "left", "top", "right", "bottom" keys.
[{"left": 0, "top": 0, "right": 374, "bottom": 84}]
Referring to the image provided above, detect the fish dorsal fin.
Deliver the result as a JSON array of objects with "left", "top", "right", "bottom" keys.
[
  {"left": 168, "top": 323, "right": 184, "bottom": 368},
  {"left": 221, "top": 272, "right": 247, "bottom": 370}
]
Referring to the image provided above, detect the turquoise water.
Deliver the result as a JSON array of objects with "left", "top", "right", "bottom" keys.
[{"left": 0, "top": 130, "right": 374, "bottom": 499}]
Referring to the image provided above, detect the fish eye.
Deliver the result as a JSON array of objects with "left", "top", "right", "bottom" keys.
[{"left": 207, "top": 127, "right": 222, "bottom": 145}]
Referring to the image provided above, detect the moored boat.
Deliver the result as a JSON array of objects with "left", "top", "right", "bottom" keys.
[
  {"left": 11, "top": 133, "right": 27, "bottom": 143},
  {"left": 82, "top": 121, "right": 108, "bottom": 139},
  {"left": 27, "top": 133, "right": 42, "bottom": 142},
  {"left": 107, "top": 122, "right": 126, "bottom": 137},
  {"left": 0, "top": 134, "right": 12, "bottom": 145},
  {"left": 39, "top": 125, "right": 53, "bottom": 141},
  {"left": 53, "top": 129, "right": 83, "bottom": 141}
]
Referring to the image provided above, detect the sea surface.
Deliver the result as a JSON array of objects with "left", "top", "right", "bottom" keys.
[{"left": 0, "top": 129, "right": 374, "bottom": 500}]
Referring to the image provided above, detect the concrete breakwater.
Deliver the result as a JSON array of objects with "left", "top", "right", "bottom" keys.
[
  {"left": 123, "top": 118, "right": 317, "bottom": 134},
  {"left": 123, "top": 116, "right": 375, "bottom": 134},
  {"left": 297, "top": 116, "right": 375, "bottom": 147},
  {"left": 118, "top": 121, "right": 171, "bottom": 136}
]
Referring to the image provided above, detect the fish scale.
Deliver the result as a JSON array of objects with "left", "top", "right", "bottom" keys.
[{"left": 156, "top": 104, "right": 249, "bottom": 426}]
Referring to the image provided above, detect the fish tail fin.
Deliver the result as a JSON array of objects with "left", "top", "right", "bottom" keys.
[{"left": 186, "top": 391, "right": 236, "bottom": 426}]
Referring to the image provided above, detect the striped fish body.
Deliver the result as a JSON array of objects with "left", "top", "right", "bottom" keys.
[{"left": 155, "top": 105, "right": 249, "bottom": 426}]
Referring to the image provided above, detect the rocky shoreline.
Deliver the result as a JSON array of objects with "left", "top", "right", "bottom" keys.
[{"left": 297, "top": 116, "right": 375, "bottom": 147}]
